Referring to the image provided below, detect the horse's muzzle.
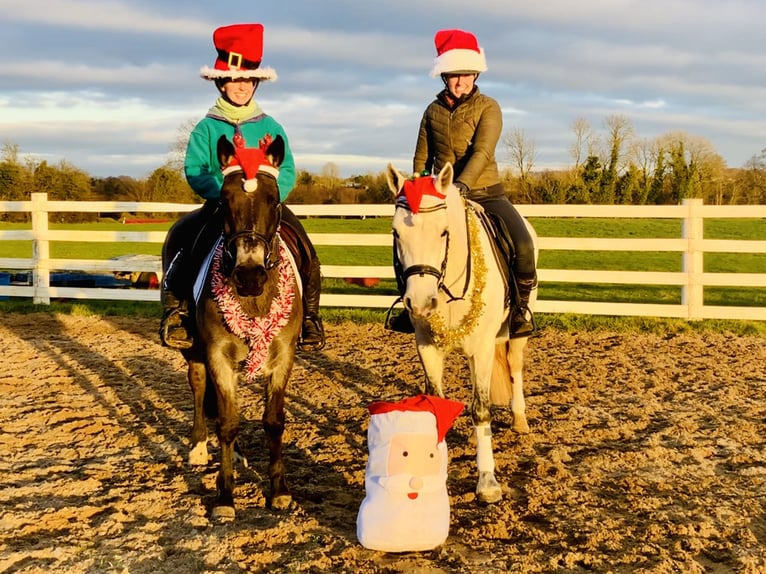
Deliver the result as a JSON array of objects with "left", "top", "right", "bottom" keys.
[
  {"left": 403, "top": 293, "right": 438, "bottom": 320},
  {"left": 232, "top": 265, "right": 267, "bottom": 297}
]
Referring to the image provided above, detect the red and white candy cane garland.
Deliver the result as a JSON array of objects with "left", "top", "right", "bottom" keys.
[{"left": 211, "top": 240, "right": 296, "bottom": 381}]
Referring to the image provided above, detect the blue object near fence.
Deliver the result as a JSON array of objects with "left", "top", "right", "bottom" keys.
[{"left": 0, "top": 272, "right": 8, "bottom": 301}]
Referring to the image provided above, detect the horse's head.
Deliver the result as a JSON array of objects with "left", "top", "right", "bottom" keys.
[
  {"left": 387, "top": 162, "right": 457, "bottom": 320},
  {"left": 217, "top": 133, "right": 285, "bottom": 297}
]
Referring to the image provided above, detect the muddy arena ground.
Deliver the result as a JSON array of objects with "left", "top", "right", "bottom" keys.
[{"left": 0, "top": 313, "right": 764, "bottom": 573}]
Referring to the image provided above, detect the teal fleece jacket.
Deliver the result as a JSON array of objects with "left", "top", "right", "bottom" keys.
[{"left": 184, "top": 110, "right": 296, "bottom": 202}]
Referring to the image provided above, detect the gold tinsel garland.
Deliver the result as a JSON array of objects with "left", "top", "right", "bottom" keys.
[{"left": 427, "top": 203, "right": 487, "bottom": 348}]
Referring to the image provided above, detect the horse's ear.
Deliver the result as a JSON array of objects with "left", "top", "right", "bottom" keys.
[
  {"left": 435, "top": 162, "right": 454, "bottom": 192},
  {"left": 217, "top": 135, "right": 236, "bottom": 168},
  {"left": 265, "top": 135, "right": 285, "bottom": 169},
  {"left": 386, "top": 163, "right": 405, "bottom": 197}
]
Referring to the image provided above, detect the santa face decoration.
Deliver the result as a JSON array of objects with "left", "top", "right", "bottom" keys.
[
  {"left": 356, "top": 395, "right": 463, "bottom": 552},
  {"left": 382, "top": 432, "right": 444, "bottom": 499}
]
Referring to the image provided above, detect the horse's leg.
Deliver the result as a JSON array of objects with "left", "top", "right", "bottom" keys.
[
  {"left": 468, "top": 348, "right": 503, "bottom": 504},
  {"left": 415, "top": 338, "right": 446, "bottom": 397},
  {"left": 263, "top": 359, "right": 293, "bottom": 510},
  {"left": 186, "top": 358, "right": 209, "bottom": 466},
  {"left": 209, "top": 362, "right": 239, "bottom": 522},
  {"left": 507, "top": 336, "right": 530, "bottom": 434}
]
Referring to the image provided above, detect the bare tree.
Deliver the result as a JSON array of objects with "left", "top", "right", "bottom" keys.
[
  {"left": 504, "top": 127, "right": 536, "bottom": 177},
  {"left": 598, "top": 115, "right": 635, "bottom": 203},
  {"left": 569, "top": 116, "right": 593, "bottom": 170},
  {"left": 627, "top": 137, "right": 663, "bottom": 204},
  {"left": 503, "top": 127, "right": 536, "bottom": 202},
  {"left": 604, "top": 115, "right": 635, "bottom": 172},
  {"left": 168, "top": 118, "right": 199, "bottom": 174}
]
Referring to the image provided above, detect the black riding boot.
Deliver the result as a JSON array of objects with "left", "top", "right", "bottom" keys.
[
  {"left": 510, "top": 273, "right": 537, "bottom": 339},
  {"left": 299, "top": 256, "right": 325, "bottom": 350},
  {"left": 159, "top": 251, "right": 194, "bottom": 349}
]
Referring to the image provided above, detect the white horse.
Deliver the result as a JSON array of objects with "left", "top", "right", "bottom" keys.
[{"left": 387, "top": 162, "right": 538, "bottom": 504}]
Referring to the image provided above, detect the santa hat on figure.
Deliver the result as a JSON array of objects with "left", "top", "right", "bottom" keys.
[
  {"left": 200, "top": 23, "right": 278, "bottom": 81},
  {"left": 430, "top": 28, "right": 488, "bottom": 77},
  {"left": 357, "top": 394, "right": 464, "bottom": 552}
]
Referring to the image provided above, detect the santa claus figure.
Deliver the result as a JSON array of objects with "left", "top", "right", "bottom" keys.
[{"left": 356, "top": 394, "right": 464, "bottom": 552}]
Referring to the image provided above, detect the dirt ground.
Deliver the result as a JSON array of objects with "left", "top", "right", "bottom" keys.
[{"left": 0, "top": 312, "right": 764, "bottom": 574}]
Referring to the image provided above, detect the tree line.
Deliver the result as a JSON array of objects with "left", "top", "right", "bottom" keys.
[
  {"left": 1, "top": 113, "right": 764, "bottom": 223},
  {"left": 503, "top": 115, "right": 766, "bottom": 206}
]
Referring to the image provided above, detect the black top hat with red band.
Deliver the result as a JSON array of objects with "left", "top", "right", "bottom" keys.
[{"left": 200, "top": 23, "right": 277, "bottom": 81}]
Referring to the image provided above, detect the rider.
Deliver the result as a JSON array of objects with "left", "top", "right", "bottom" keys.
[
  {"left": 160, "top": 23, "right": 325, "bottom": 351},
  {"left": 407, "top": 28, "right": 538, "bottom": 338}
]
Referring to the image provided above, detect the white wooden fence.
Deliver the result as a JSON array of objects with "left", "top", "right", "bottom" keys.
[{"left": 0, "top": 194, "right": 764, "bottom": 321}]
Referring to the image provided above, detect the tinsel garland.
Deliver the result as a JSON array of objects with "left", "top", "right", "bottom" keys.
[
  {"left": 211, "top": 240, "right": 295, "bottom": 381},
  {"left": 427, "top": 203, "right": 487, "bottom": 349}
]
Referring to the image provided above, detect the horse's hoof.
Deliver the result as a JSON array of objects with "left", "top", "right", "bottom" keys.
[
  {"left": 270, "top": 494, "right": 293, "bottom": 510},
  {"left": 188, "top": 443, "right": 209, "bottom": 466},
  {"left": 477, "top": 487, "right": 503, "bottom": 504},
  {"left": 512, "top": 416, "right": 530, "bottom": 434},
  {"left": 210, "top": 505, "right": 235, "bottom": 523},
  {"left": 477, "top": 471, "right": 503, "bottom": 504}
]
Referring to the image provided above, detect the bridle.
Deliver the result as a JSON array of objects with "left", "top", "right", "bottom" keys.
[
  {"left": 220, "top": 164, "right": 283, "bottom": 272},
  {"left": 394, "top": 195, "right": 473, "bottom": 302}
]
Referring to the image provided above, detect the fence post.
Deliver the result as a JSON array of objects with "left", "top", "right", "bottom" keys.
[
  {"left": 681, "top": 198, "right": 704, "bottom": 320},
  {"left": 30, "top": 193, "right": 51, "bottom": 305}
]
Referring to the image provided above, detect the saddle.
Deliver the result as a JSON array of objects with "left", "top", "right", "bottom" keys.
[
  {"left": 467, "top": 201, "right": 517, "bottom": 306},
  {"left": 277, "top": 220, "right": 312, "bottom": 283},
  {"left": 184, "top": 206, "right": 310, "bottom": 302}
]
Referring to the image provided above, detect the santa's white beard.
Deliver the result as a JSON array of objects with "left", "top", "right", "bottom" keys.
[{"left": 357, "top": 473, "right": 451, "bottom": 552}]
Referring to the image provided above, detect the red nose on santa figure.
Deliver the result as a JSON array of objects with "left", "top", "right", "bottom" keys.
[{"left": 356, "top": 394, "right": 464, "bottom": 552}]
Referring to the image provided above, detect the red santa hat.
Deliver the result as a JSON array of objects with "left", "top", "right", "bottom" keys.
[
  {"left": 430, "top": 29, "right": 488, "bottom": 78},
  {"left": 200, "top": 23, "right": 278, "bottom": 81},
  {"left": 368, "top": 394, "right": 464, "bottom": 444}
]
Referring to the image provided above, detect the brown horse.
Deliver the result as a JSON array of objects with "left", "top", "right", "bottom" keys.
[{"left": 174, "top": 134, "right": 302, "bottom": 521}]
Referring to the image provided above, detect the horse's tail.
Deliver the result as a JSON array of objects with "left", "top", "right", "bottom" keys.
[
  {"left": 489, "top": 341, "right": 513, "bottom": 406},
  {"left": 203, "top": 375, "right": 218, "bottom": 419}
]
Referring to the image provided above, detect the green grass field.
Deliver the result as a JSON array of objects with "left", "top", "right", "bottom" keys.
[{"left": 1, "top": 217, "right": 764, "bottom": 336}]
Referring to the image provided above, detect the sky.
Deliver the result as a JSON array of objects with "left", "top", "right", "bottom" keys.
[{"left": 1, "top": 0, "right": 764, "bottom": 180}]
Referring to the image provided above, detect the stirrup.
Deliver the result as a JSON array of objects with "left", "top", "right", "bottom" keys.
[
  {"left": 384, "top": 298, "right": 415, "bottom": 334},
  {"left": 509, "top": 306, "right": 537, "bottom": 339},
  {"left": 160, "top": 309, "right": 194, "bottom": 349},
  {"left": 299, "top": 315, "right": 325, "bottom": 351}
]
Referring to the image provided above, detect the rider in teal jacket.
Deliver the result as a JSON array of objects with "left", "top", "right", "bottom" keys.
[{"left": 160, "top": 23, "right": 325, "bottom": 352}]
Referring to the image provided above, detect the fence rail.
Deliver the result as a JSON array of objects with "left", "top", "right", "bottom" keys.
[{"left": 1, "top": 194, "right": 765, "bottom": 321}]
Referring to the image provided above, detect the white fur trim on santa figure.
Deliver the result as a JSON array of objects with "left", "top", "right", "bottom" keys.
[
  {"left": 430, "top": 47, "right": 487, "bottom": 77},
  {"left": 200, "top": 66, "right": 277, "bottom": 81}
]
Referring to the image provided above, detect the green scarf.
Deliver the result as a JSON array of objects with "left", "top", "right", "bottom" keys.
[{"left": 211, "top": 97, "right": 263, "bottom": 123}]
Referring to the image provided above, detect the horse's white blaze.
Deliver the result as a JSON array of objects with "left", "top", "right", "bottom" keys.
[
  {"left": 235, "top": 240, "right": 267, "bottom": 270},
  {"left": 392, "top": 201, "right": 446, "bottom": 319}
]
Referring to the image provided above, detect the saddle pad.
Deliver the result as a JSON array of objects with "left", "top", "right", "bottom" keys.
[{"left": 193, "top": 234, "right": 302, "bottom": 306}]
